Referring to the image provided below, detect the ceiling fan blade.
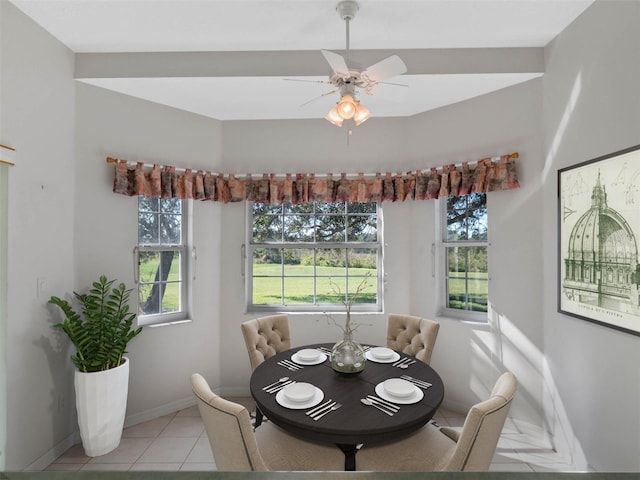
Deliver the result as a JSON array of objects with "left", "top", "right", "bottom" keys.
[
  {"left": 321, "top": 50, "right": 350, "bottom": 76},
  {"left": 361, "top": 55, "right": 407, "bottom": 82},
  {"left": 283, "top": 78, "right": 332, "bottom": 85},
  {"left": 300, "top": 89, "right": 338, "bottom": 107}
]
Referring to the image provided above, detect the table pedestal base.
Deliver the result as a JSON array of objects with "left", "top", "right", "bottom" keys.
[{"left": 337, "top": 443, "right": 362, "bottom": 471}]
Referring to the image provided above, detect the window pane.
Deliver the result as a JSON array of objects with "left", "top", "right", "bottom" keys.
[
  {"left": 285, "top": 203, "right": 314, "bottom": 214},
  {"left": 317, "top": 248, "right": 346, "bottom": 273},
  {"left": 139, "top": 251, "right": 161, "bottom": 283},
  {"left": 162, "top": 282, "right": 180, "bottom": 313},
  {"left": 347, "top": 248, "right": 377, "bottom": 269},
  {"left": 315, "top": 214, "right": 346, "bottom": 242},
  {"left": 161, "top": 198, "right": 182, "bottom": 214},
  {"left": 446, "top": 193, "right": 487, "bottom": 241},
  {"left": 253, "top": 248, "right": 282, "bottom": 274},
  {"left": 138, "top": 283, "right": 157, "bottom": 315},
  {"left": 284, "top": 213, "right": 314, "bottom": 242},
  {"left": 252, "top": 207, "right": 283, "bottom": 242},
  {"left": 139, "top": 196, "right": 155, "bottom": 213},
  {"left": 347, "top": 214, "right": 377, "bottom": 241},
  {"left": 348, "top": 275, "right": 377, "bottom": 305},
  {"left": 283, "top": 277, "right": 315, "bottom": 304},
  {"left": 446, "top": 246, "right": 488, "bottom": 312},
  {"left": 253, "top": 277, "right": 282, "bottom": 305},
  {"left": 139, "top": 212, "right": 159, "bottom": 244},
  {"left": 160, "top": 213, "right": 182, "bottom": 244},
  {"left": 348, "top": 202, "right": 376, "bottom": 214},
  {"left": 283, "top": 249, "right": 311, "bottom": 275},
  {"left": 317, "top": 276, "right": 345, "bottom": 303}
]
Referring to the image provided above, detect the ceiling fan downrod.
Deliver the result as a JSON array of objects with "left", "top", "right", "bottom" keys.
[{"left": 337, "top": 1, "right": 359, "bottom": 63}]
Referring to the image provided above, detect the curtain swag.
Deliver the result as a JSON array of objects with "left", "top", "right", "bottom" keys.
[{"left": 108, "top": 152, "right": 520, "bottom": 204}]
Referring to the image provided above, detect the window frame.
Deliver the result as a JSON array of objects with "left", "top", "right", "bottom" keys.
[
  {"left": 136, "top": 197, "right": 192, "bottom": 326},
  {"left": 436, "top": 194, "right": 489, "bottom": 322},
  {"left": 245, "top": 201, "right": 384, "bottom": 313}
]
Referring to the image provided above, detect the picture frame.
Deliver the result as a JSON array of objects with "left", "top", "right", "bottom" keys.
[{"left": 558, "top": 144, "right": 640, "bottom": 336}]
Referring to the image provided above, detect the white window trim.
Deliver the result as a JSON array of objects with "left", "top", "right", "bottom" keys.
[
  {"left": 244, "top": 201, "right": 384, "bottom": 314},
  {"left": 136, "top": 199, "right": 193, "bottom": 326},
  {"left": 435, "top": 198, "right": 489, "bottom": 322}
]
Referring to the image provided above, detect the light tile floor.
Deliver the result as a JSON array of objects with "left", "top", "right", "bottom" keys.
[{"left": 46, "top": 399, "right": 583, "bottom": 472}]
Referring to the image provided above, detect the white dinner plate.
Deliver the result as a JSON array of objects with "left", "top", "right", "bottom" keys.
[
  {"left": 291, "top": 351, "right": 327, "bottom": 365},
  {"left": 276, "top": 386, "right": 324, "bottom": 409},
  {"left": 365, "top": 350, "right": 401, "bottom": 363},
  {"left": 375, "top": 382, "right": 424, "bottom": 404}
]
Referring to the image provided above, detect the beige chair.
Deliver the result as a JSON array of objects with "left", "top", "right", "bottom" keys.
[
  {"left": 241, "top": 314, "right": 292, "bottom": 428},
  {"left": 241, "top": 314, "right": 291, "bottom": 371},
  {"left": 356, "top": 372, "right": 517, "bottom": 472},
  {"left": 386, "top": 314, "right": 440, "bottom": 365},
  {"left": 190, "top": 373, "right": 344, "bottom": 471}
]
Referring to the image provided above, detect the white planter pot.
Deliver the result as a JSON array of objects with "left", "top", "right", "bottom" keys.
[{"left": 74, "top": 357, "right": 129, "bottom": 457}]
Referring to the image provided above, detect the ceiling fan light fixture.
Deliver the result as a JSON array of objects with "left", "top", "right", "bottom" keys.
[
  {"left": 336, "top": 94, "right": 357, "bottom": 119},
  {"left": 353, "top": 103, "right": 371, "bottom": 126},
  {"left": 325, "top": 105, "right": 344, "bottom": 126}
]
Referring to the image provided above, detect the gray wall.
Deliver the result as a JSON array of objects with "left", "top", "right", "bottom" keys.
[
  {"left": 0, "top": 1, "right": 77, "bottom": 470},
  {"left": 541, "top": 0, "right": 640, "bottom": 472}
]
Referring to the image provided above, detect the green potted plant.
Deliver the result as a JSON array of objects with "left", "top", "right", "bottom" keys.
[{"left": 49, "top": 275, "right": 142, "bottom": 456}]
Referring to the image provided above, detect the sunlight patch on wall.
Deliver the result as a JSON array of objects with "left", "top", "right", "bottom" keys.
[{"left": 543, "top": 72, "right": 583, "bottom": 181}]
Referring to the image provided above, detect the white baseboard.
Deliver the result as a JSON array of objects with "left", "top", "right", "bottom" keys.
[
  {"left": 24, "top": 431, "right": 81, "bottom": 471},
  {"left": 123, "top": 395, "right": 196, "bottom": 428},
  {"left": 26, "top": 396, "right": 197, "bottom": 471}
]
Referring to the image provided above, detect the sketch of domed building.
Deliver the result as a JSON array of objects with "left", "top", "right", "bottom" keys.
[{"left": 563, "top": 173, "right": 640, "bottom": 313}]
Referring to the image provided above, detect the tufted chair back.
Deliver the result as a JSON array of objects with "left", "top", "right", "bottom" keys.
[
  {"left": 355, "top": 372, "right": 517, "bottom": 472},
  {"left": 441, "top": 371, "right": 518, "bottom": 471},
  {"left": 241, "top": 314, "right": 291, "bottom": 371},
  {"left": 386, "top": 314, "right": 440, "bottom": 365},
  {"left": 191, "top": 373, "right": 268, "bottom": 471},
  {"left": 191, "top": 373, "right": 345, "bottom": 471}
]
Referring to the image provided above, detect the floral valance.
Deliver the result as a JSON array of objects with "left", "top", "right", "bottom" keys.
[{"left": 109, "top": 152, "right": 519, "bottom": 204}]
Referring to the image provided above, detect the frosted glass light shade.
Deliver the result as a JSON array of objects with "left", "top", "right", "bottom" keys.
[
  {"left": 336, "top": 94, "right": 357, "bottom": 119},
  {"left": 353, "top": 104, "right": 372, "bottom": 126},
  {"left": 325, "top": 106, "right": 344, "bottom": 126}
]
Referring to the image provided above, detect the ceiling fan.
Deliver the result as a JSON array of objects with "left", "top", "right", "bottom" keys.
[{"left": 317, "top": 0, "right": 408, "bottom": 127}]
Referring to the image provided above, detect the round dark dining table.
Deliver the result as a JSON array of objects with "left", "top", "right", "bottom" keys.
[{"left": 250, "top": 343, "right": 445, "bottom": 471}]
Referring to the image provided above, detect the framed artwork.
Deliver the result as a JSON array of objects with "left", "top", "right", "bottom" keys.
[{"left": 558, "top": 144, "right": 640, "bottom": 337}]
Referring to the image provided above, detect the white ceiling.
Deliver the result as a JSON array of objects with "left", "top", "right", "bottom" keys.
[{"left": 10, "top": 0, "right": 595, "bottom": 122}]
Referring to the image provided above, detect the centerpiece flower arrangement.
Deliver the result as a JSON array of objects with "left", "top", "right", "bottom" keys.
[{"left": 324, "top": 273, "right": 373, "bottom": 374}]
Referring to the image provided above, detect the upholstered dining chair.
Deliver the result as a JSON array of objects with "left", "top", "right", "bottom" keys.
[
  {"left": 386, "top": 314, "right": 440, "bottom": 365},
  {"left": 241, "top": 314, "right": 291, "bottom": 427},
  {"left": 356, "top": 371, "right": 518, "bottom": 472},
  {"left": 241, "top": 314, "right": 291, "bottom": 371},
  {"left": 190, "top": 373, "right": 344, "bottom": 471}
]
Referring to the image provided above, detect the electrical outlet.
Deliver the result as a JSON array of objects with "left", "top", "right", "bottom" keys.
[{"left": 37, "top": 277, "right": 47, "bottom": 299}]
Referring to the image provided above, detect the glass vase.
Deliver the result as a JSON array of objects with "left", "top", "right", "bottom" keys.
[{"left": 330, "top": 331, "right": 366, "bottom": 374}]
